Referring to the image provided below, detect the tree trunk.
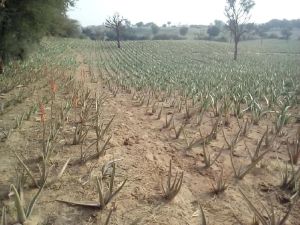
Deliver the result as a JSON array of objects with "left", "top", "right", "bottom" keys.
[
  {"left": 234, "top": 39, "right": 238, "bottom": 60},
  {"left": 0, "top": 56, "right": 3, "bottom": 74},
  {"left": 116, "top": 29, "right": 121, "bottom": 48}
]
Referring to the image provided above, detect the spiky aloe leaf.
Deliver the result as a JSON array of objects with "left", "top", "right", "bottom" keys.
[
  {"left": 162, "top": 160, "right": 184, "bottom": 200},
  {"left": 239, "top": 189, "right": 268, "bottom": 225},
  {"left": 199, "top": 204, "right": 207, "bottom": 225},
  {"left": 1, "top": 207, "right": 7, "bottom": 225},
  {"left": 56, "top": 158, "right": 70, "bottom": 180},
  {"left": 14, "top": 152, "right": 39, "bottom": 187},
  {"left": 104, "top": 208, "right": 114, "bottom": 225},
  {"left": 100, "top": 115, "right": 115, "bottom": 139},
  {"left": 56, "top": 199, "right": 100, "bottom": 208},
  {"left": 10, "top": 184, "right": 26, "bottom": 223},
  {"left": 106, "top": 179, "right": 127, "bottom": 205},
  {"left": 96, "top": 177, "right": 105, "bottom": 207},
  {"left": 25, "top": 179, "right": 46, "bottom": 218}
]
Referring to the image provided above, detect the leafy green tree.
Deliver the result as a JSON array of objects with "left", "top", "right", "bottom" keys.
[
  {"left": 214, "top": 20, "right": 225, "bottom": 30},
  {"left": 136, "top": 22, "right": 144, "bottom": 27},
  {"left": 105, "top": 13, "right": 126, "bottom": 48},
  {"left": 151, "top": 24, "right": 160, "bottom": 35},
  {"left": 255, "top": 25, "right": 267, "bottom": 45},
  {"left": 207, "top": 25, "right": 220, "bottom": 38},
  {"left": 179, "top": 27, "right": 189, "bottom": 36},
  {"left": 225, "top": 0, "right": 255, "bottom": 60},
  {"left": 0, "top": 0, "right": 75, "bottom": 72},
  {"left": 281, "top": 28, "right": 292, "bottom": 40}
]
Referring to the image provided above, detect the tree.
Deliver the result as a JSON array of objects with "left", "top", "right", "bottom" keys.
[
  {"left": 281, "top": 28, "right": 292, "bottom": 41},
  {"left": 179, "top": 27, "right": 189, "bottom": 36},
  {"left": 105, "top": 13, "right": 126, "bottom": 48},
  {"left": 167, "top": 21, "right": 171, "bottom": 27},
  {"left": 0, "top": 0, "right": 75, "bottom": 73},
  {"left": 214, "top": 20, "right": 226, "bottom": 30},
  {"left": 255, "top": 25, "right": 267, "bottom": 45},
  {"left": 224, "top": 0, "right": 255, "bottom": 60},
  {"left": 207, "top": 25, "right": 220, "bottom": 38},
  {"left": 136, "top": 22, "right": 144, "bottom": 27},
  {"left": 151, "top": 23, "right": 160, "bottom": 35}
]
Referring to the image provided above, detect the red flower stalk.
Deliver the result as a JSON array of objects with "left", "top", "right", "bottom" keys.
[
  {"left": 72, "top": 95, "right": 79, "bottom": 108},
  {"left": 50, "top": 79, "right": 57, "bottom": 94},
  {"left": 39, "top": 103, "right": 46, "bottom": 123}
]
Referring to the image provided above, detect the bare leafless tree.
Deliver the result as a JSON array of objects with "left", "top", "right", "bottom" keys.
[
  {"left": 105, "top": 13, "right": 125, "bottom": 48},
  {"left": 225, "top": 0, "right": 255, "bottom": 60}
]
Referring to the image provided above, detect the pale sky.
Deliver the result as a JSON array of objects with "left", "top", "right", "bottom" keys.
[{"left": 67, "top": 0, "right": 300, "bottom": 26}]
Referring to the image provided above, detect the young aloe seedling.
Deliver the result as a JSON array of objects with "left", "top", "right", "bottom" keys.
[
  {"left": 172, "top": 120, "right": 186, "bottom": 139},
  {"left": 287, "top": 129, "right": 300, "bottom": 165},
  {"left": 202, "top": 142, "right": 223, "bottom": 168},
  {"left": 161, "top": 160, "right": 184, "bottom": 201},
  {"left": 211, "top": 168, "right": 227, "bottom": 195}
]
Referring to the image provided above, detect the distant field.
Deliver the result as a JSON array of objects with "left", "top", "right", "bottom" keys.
[{"left": 92, "top": 39, "right": 300, "bottom": 95}]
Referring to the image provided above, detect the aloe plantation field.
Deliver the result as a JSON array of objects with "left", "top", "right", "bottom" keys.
[{"left": 0, "top": 38, "right": 300, "bottom": 225}]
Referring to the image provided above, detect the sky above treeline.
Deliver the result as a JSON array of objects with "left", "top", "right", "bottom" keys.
[{"left": 67, "top": 0, "right": 300, "bottom": 26}]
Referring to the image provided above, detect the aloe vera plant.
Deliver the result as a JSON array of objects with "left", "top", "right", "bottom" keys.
[
  {"left": 164, "top": 113, "right": 174, "bottom": 129},
  {"left": 287, "top": 128, "right": 300, "bottom": 165},
  {"left": 172, "top": 120, "right": 186, "bottom": 139},
  {"left": 230, "top": 142, "right": 271, "bottom": 179},
  {"left": 57, "top": 162, "right": 126, "bottom": 209},
  {"left": 280, "top": 162, "right": 300, "bottom": 193},
  {"left": 274, "top": 105, "right": 291, "bottom": 135},
  {"left": 201, "top": 142, "right": 223, "bottom": 168},
  {"left": 246, "top": 128, "right": 271, "bottom": 163},
  {"left": 211, "top": 168, "right": 227, "bottom": 195},
  {"left": 239, "top": 189, "right": 294, "bottom": 225},
  {"left": 15, "top": 152, "right": 70, "bottom": 188},
  {"left": 161, "top": 160, "right": 184, "bottom": 200},
  {"left": 9, "top": 180, "right": 45, "bottom": 224}
]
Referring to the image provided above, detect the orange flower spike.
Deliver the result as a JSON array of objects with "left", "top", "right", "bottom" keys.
[
  {"left": 39, "top": 104, "right": 46, "bottom": 123},
  {"left": 50, "top": 79, "right": 57, "bottom": 94},
  {"left": 72, "top": 95, "right": 79, "bottom": 108}
]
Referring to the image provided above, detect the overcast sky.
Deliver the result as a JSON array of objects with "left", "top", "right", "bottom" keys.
[{"left": 67, "top": 0, "right": 300, "bottom": 26}]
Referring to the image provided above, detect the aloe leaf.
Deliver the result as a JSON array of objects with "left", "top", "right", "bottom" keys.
[
  {"left": 26, "top": 178, "right": 46, "bottom": 218},
  {"left": 56, "top": 199, "right": 100, "bottom": 208},
  {"left": 10, "top": 184, "right": 27, "bottom": 223},
  {"left": 1, "top": 207, "right": 7, "bottom": 225}
]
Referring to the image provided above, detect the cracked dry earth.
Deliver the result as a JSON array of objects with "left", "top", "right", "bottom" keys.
[{"left": 0, "top": 53, "right": 299, "bottom": 225}]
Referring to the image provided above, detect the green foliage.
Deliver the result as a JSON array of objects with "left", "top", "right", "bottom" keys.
[
  {"left": 151, "top": 23, "right": 160, "bottom": 35},
  {"left": 207, "top": 25, "right": 220, "bottom": 38},
  {"left": 135, "top": 21, "right": 144, "bottom": 27},
  {"left": 0, "top": 0, "right": 76, "bottom": 63},
  {"left": 281, "top": 28, "right": 292, "bottom": 40},
  {"left": 179, "top": 26, "right": 189, "bottom": 36}
]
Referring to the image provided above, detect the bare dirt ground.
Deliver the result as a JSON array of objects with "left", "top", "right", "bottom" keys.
[{"left": 0, "top": 53, "right": 299, "bottom": 225}]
